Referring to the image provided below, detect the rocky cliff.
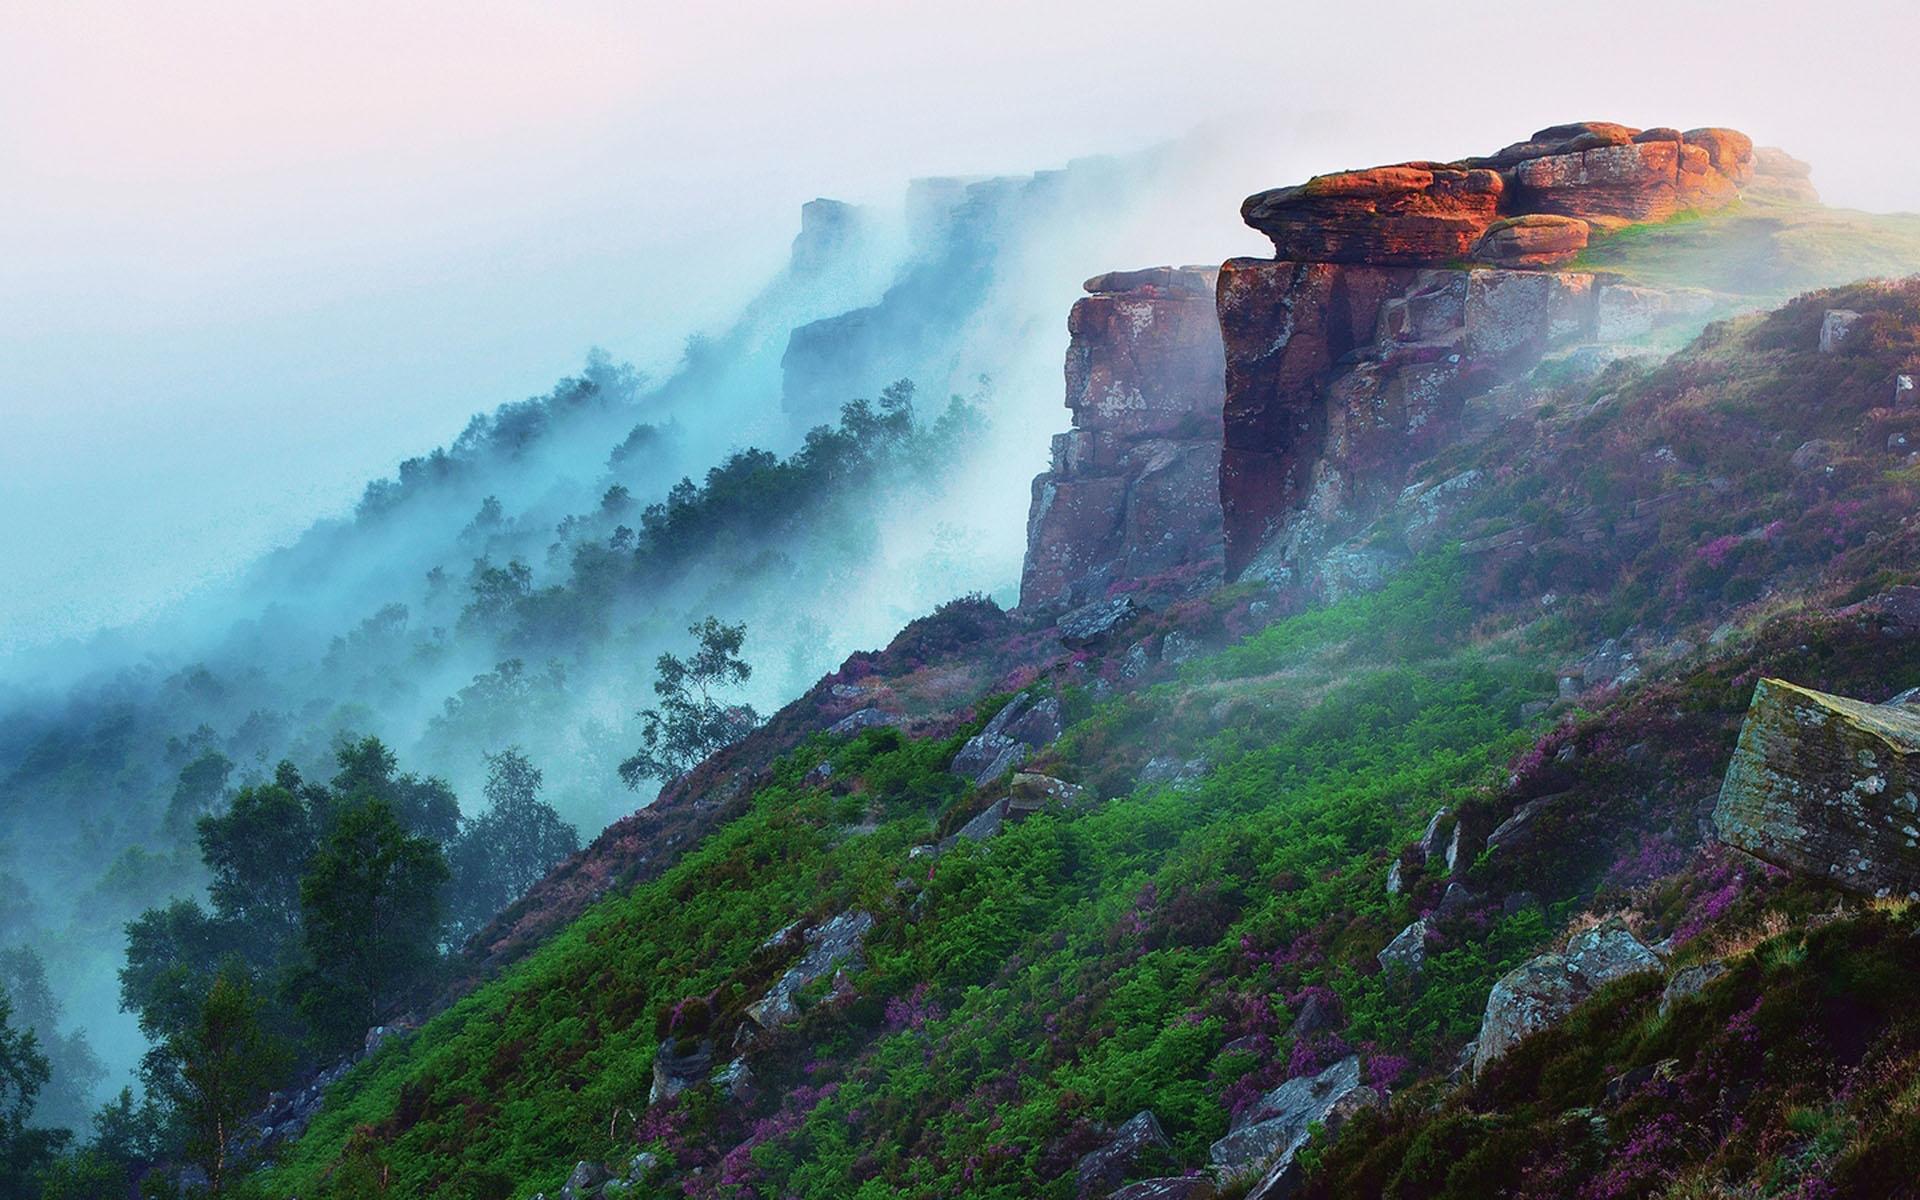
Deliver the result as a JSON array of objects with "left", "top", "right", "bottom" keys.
[
  {"left": 1019, "top": 266, "right": 1226, "bottom": 611},
  {"left": 1218, "top": 121, "right": 1758, "bottom": 578}
]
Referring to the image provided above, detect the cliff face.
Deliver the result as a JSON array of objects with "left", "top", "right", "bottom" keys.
[
  {"left": 1217, "top": 121, "right": 1759, "bottom": 578},
  {"left": 1020, "top": 267, "right": 1226, "bottom": 611}
]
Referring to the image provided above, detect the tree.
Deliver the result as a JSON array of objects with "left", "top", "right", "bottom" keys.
[
  {"left": 620, "top": 618, "right": 761, "bottom": 788},
  {"left": 197, "top": 780, "right": 316, "bottom": 965},
  {"left": 120, "top": 899, "right": 240, "bottom": 1047},
  {"left": 146, "top": 968, "right": 288, "bottom": 1196},
  {"left": 329, "top": 736, "right": 460, "bottom": 844},
  {"left": 296, "top": 799, "right": 448, "bottom": 1048},
  {"left": 0, "top": 947, "right": 103, "bottom": 1134},
  {"left": 164, "top": 748, "right": 234, "bottom": 836},
  {"left": 444, "top": 749, "right": 579, "bottom": 946},
  {"left": 0, "top": 990, "right": 66, "bottom": 1199}
]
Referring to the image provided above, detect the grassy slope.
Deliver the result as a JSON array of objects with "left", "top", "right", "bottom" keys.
[
  {"left": 1572, "top": 197, "right": 1920, "bottom": 298},
  {"left": 270, "top": 282, "right": 1920, "bottom": 1199}
]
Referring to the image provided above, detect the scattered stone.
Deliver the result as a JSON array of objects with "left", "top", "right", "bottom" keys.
[
  {"left": 1286, "top": 991, "right": 1341, "bottom": 1040},
  {"left": 1896, "top": 374, "right": 1915, "bottom": 408},
  {"left": 1060, "top": 596, "right": 1143, "bottom": 646},
  {"left": 1378, "top": 918, "right": 1433, "bottom": 974},
  {"left": 745, "top": 911, "right": 875, "bottom": 1028},
  {"left": 1658, "top": 961, "right": 1728, "bottom": 1016},
  {"left": 1486, "top": 797, "right": 1551, "bottom": 853},
  {"left": 1076, "top": 1110, "right": 1173, "bottom": 1196},
  {"left": 828, "top": 707, "right": 898, "bottom": 737},
  {"left": 1385, "top": 859, "right": 1404, "bottom": 896},
  {"left": 1138, "top": 755, "right": 1208, "bottom": 788},
  {"left": 1820, "top": 309, "right": 1862, "bottom": 353},
  {"left": 1008, "top": 772, "right": 1089, "bottom": 810},
  {"left": 1712, "top": 677, "right": 1920, "bottom": 898},
  {"left": 1789, "top": 439, "right": 1834, "bottom": 471},
  {"left": 1207, "top": 1056, "right": 1379, "bottom": 1183},
  {"left": 1111, "top": 1178, "right": 1215, "bottom": 1200},
  {"left": 649, "top": 1038, "right": 714, "bottom": 1105},
  {"left": 1472, "top": 918, "right": 1662, "bottom": 1076},
  {"left": 1603, "top": 1057, "right": 1680, "bottom": 1107},
  {"left": 558, "top": 1161, "right": 609, "bottom": 1200},
  {"left": 1434, "top": 881, "right": 1474, "bottom": 920},
  {"left": 1416, "top": 808, "right": 1451, "bottom": 861},
  {"left": 711, "top": 1057, "right": 755, "bottom": 1101}
]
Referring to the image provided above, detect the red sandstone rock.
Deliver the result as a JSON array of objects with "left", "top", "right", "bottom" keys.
[
  {"left": 1241, "top": 165, "right": 1503, "bottom": 265},
  {"left": 1748, "top": 146, "right": 1820, "bottom": 204},
  {"left": 1684, "top": 127, "right": 1756, "bottom": 185},
  {"left": 1216, "top": 258, "right": 1423, "bottom": 568},
  {"left": 1512, "top": 138, "right": 1741, "bottom": 224},
  {"left": 1021, "top": 267, "right": 1226, "bottom": 609},
  {"left": 1473, "top": 214, "right": 1590, "bottom": 267}
]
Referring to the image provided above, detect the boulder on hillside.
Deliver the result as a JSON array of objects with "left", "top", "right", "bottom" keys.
[
  {"left": 649, "top": 1038, "right": 713, "bottom": 1105},
  {"left": 1472, "top": 917, "right": 1662, "bottom": 1076},
  {"left": 745, "top": 910, "right": 875, "bottom": 1028},
  {"left": 1712, "top": 678, "right": 1920, "bottom": 899},
  {"left": 1059, "top": 596, "right": 1143, "bottom": 646},
  {"left": 828, "top": 707, "right": 899, "bottom": 736},
  {"left": 949, "top": 692, "right": 1064, "bottom": 786},
  {"left": 1821, "top": 309, "right": 1863, "bottom": 353},
  {"left": 1207, "top": 1055, "right": 1379, "bottom": 1183},
  {"left": 1377, "top": 917, "right": 1433, "bottom": 973},
  {"left": 1076, "top": 1110, "right": 1173, "bottom": 1196}
]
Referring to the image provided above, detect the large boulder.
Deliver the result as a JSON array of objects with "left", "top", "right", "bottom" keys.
[
  {"left": 1712, "top": 678, "right": 1920, "bottom": 899},
  {"left": 1472, "top": 918, "right": 1662, "bottom": 1076},
  {"left": 1208, "top": 1056, "right": 1379, "bottom": 1184}
]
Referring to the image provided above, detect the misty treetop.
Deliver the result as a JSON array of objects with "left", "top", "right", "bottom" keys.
[{"left": 621, "top": 617, "right": 761, "bottom": 788}]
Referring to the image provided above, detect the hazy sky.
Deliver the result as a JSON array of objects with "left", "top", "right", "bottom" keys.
[{"left": 4, "top": 0, "right": 1917, "bottom": 652}]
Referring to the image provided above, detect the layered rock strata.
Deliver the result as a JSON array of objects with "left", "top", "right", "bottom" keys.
[
  {"left": 1218, "top": 121, "right": 1764, "bottom": 577},
  {"left": 1020, "top": 267, "right": 1226, "bottom": 610}
]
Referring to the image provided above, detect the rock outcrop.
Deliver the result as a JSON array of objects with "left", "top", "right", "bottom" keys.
[
  {"left": 1218, "top": 121, "right": 1765, "bottom": 578},
  {"left": 1712, "top": 678, "right": 1920, "bottom": 899},
  {"left": 1021, "top": 267, "right": 1226, "bottom": 611},
  {"left": 1471, "top": 918, "right": 1662, "bottom": 1077},
  {"left": 1243, "top": 123, "right": 1752, "bottom": 264}
]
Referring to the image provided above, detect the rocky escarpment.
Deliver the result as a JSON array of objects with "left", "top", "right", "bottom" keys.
[
  {"left": 1021, "top": 266, "right": 1226, "bottom": 611},
  {"left": 1713, "top": 676, "right": 1920, "bottom": 899},
  {"left": 1220, "top": 121, "right": 1761, "bottom": 578}
]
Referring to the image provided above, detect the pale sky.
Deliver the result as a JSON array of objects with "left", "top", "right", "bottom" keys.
[{"left": 3, "top": 0, "right": 1917, "bottom": 651}]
